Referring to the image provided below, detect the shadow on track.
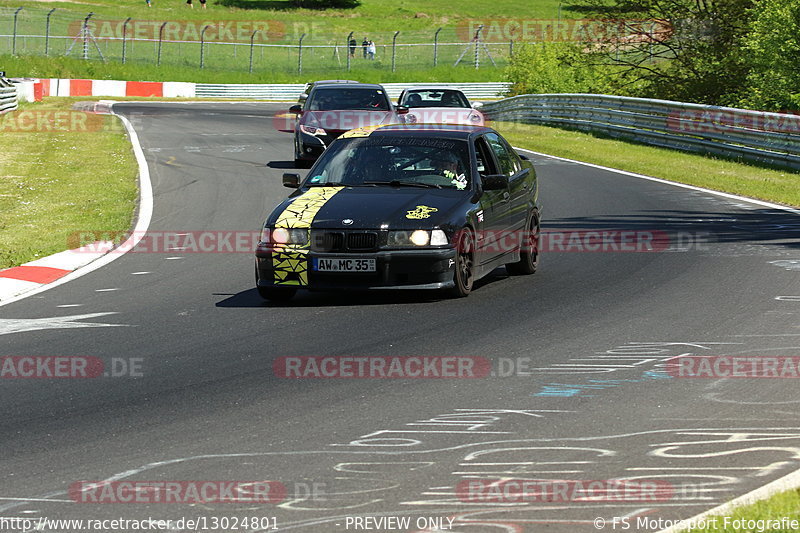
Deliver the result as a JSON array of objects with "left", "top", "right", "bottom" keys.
[
  {"left": 214, "top": 271, "right": 509, "bottom": 308},
  {"left": 546, "top": 208, "right": 800, "bottom": 250}
]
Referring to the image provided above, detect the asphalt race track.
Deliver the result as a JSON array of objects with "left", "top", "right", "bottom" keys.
[{"left": 2, "top": 102, "right": 800, "bottom": 533}]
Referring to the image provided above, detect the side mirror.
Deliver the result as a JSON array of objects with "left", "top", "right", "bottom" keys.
[
  {"left": 289, "top": 104, "right": 302, "bottom": 114},
  {"left": 471, "top": 101, "right": 484, "bottom": 109},
  {"left": 395, "top": 105, "right": 409, "bottom": 115},
  {"left": 283, "top": 173, "right": 300, "bottom": 188},
  {"left": 519, "top": 154, "right": 529, "bottom": 161},
  {"left": 481, "top": 174, "right": 508, "bottom": 191}
]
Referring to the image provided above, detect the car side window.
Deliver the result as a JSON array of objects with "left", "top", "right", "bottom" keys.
[
  {"left": 485, "top": 132, "right": 517, "bottom": 176},
  {"left": 474, "top": 137, "right": 499, "bottom": 176}
]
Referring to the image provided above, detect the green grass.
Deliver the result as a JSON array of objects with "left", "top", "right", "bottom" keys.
[
  {"left": 1, "top": 1, "right": 574, "bottom": 36},
  {"left": 0, "top": 97, "right": 138, "bottom": 268},
  {"left": 679, "top": 488, "right": 800, "bottom": 533},
  {"left": 495, "top": 121, "right": 800, "bottom": 208},
  {"left": 0, "top": 0, "right": 578, "bottom": 79},
  {"left": 0, "top": 53, "right": 510, "bottom": 83}
]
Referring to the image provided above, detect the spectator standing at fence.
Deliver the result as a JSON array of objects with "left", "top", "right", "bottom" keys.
[
  {"left": 367, "top": 40, "right": 376, "bottom": 60},
  {"left": 349, "top": 37, "right": 357, "bottom": 58},
  {"left": 362, "top": 37, "right": 368, "bottom": 58}
]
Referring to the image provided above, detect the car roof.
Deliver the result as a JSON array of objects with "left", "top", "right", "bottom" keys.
[
  {"left": 402, "top": 86, "right": 468, "bottom": 93},
  {"left": 344, "top": 123, "right": 493, "bottom": 140},
  {"left": 311, "top": 83, "right": 386, "bottom": 91},
  {"left": 308, "top": 79, "right": 360, "bottom": 86}
]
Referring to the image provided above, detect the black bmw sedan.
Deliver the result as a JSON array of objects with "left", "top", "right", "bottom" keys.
[{"left": 256, "top": 124, "right": 540, "bottom": 301}]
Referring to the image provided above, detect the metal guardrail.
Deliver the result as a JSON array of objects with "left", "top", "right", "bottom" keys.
[
  {"left": 194, "top": 82, "right": 512, "bottom": 101},
  {"left": 0, "top": 76, "right": 18, "bottom": 114},
  {"left": 482, "top": 94, "right": 800, "bottom": 170}
]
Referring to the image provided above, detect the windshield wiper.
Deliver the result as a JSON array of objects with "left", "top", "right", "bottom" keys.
[
  {"left": 364, "top": 180, "right": 442, "bottom": 189},
  {"left": 306, "top": 181, "right": 375, "bottom": 187}
]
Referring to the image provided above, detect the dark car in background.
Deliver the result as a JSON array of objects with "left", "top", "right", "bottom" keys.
[
  {"left": 296, "top": 79, "right": 359, "bottom": 107},
  {"left": 288, "top": 82, "right": 408, "bottom": 166},
  {"left": 255, "top": 124, "right": 539, "bottom": 301}
]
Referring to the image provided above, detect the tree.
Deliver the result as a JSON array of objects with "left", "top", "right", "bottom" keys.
[
  {"left": 571, "top": 0, "right": 755, "bottom": 104},
  {"left": 504, "top": 42, "right": 618, "bottom": 95},
  {"left": 736, "top": 0, "right": 800, "bottom": 110}
]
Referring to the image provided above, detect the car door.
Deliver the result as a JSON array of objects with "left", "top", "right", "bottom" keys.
[
  {"left": 474, "top": 135, "right": 510, "bottom": 263},
  {"left": 485, "top": 132, "right": 530, "bottom": 232}
]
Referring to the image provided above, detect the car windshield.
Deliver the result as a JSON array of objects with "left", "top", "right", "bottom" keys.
[
  {"left": 307, "top": 88, "right": 390, "bottom": 111},
  {"left": 305, "top": 136, "right": 471, "bottom": 190},
  {"left": 402, "top": 89, "right": 470, "bottom": 108}
]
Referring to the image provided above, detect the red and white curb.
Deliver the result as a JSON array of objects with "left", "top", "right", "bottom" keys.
[
  {"left": 13, "top": 79, "right": 196, "bottom": 101},
  {"left": 0, "top": 248, "right": 111, "bottom": 301},
  {"left": 0, "top": 108, "right": 153, "bottom": 307}
]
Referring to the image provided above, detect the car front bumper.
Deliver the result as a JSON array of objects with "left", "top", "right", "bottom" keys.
[{"left": 255, "top": 247, "right": 457, "bottom": 290}]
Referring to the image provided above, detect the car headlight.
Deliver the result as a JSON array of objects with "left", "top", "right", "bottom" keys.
[
  {"left": 268, "top": 227, "right": 309, "bottom": 246},
  {"left": 469, "top": 113, "right": 482, "bottom": 122},
  {"left": 300, "top": 124, "right": 326, "bottom": 136},
  {"left": 387, "top": 229, "right": 448, "bottom": 247}
]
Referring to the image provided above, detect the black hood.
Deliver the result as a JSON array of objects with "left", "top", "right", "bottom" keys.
[{"left": 270, "top": 186, "right": 468, "bottom": 230}]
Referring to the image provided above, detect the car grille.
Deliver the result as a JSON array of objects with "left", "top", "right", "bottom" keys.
[{"left": 311, "top": 231, "right": 378, "bottom": 252}]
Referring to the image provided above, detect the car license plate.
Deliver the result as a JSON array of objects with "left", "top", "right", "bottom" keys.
[{"left": 313, "top": 258, "right": 376, "bottom": 272}]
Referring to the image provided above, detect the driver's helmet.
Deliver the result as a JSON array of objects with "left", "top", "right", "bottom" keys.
[{"left": 430, "top": 150, "right": 463, "bottom": 176}]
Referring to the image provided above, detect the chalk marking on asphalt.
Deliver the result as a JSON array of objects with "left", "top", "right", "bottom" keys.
[
  {"left": 0, "top": 312, "right": 125, "bottom": 336},
  {"left": 0, "top": 111, "right": 153, "bottom": 308}
]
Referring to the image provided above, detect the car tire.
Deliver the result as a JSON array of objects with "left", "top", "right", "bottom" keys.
[
  {"left": 257, "top": 285, "right": 298, "bottom": 302},
  {"left": 506, "top": 211, "right": 540, "bottom": 276},
  {"left": 255, "top": 263, "right": 298, "bottom": 301},
  {"left": 449, "top": 228, "right": 475, "bottom": 298},
  {"left": 294, "top": 138, "right": 310, "bottom": 168}
]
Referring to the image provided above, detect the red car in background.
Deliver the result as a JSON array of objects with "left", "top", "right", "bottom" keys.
[{"left": 287, "top": 82, "right": 408, "bottom": 167}]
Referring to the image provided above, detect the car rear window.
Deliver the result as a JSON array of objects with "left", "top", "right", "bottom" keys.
[{"left": 307, "top": 88, "right": 390, "bottom": 111}]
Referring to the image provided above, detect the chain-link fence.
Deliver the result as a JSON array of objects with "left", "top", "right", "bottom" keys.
[{"left": 0, "top": 6, "right": 514, "bottom": 74}]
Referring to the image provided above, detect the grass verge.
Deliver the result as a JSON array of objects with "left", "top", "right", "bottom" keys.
[
  {"left": 678, "top": 488, "right": 800, "bottom": 532},
  {"left": 494, "top": 122, "right": 800, "bottom": 208},
  {"left": 0, "top": 97, "right": 138, "bottom": 268},
  {"left": 0, "top": 54, "right": 508, "bottom": 84}
]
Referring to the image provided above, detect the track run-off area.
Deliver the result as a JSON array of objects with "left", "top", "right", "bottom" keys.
[{"left": 2, "top": 102, "right": 800, "bottom": 533}]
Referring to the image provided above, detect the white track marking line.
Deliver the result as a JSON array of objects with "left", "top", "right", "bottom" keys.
[{"left": 513, "top": 147, "right": 800, "bottom": 216}]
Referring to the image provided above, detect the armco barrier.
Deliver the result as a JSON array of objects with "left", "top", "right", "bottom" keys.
[
  {"left": 195, "top": 82, "right": 512, "bottom": 101},
  {"left": 0, "top": 76, "right": 18, "bottom": 114},
  {"left": 482, "top": 94, "right": 800, "bottom": 170}
]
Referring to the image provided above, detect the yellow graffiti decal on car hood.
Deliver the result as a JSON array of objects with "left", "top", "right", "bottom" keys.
[
  {"left": 272, "top": 186, "right": 342, "bottom": 286},
  {"left": 339, "top": 124, "right": 386, "bottom": 138},
  {"left": 406, "top": 205, "right": 439, "bottom": 220}
]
